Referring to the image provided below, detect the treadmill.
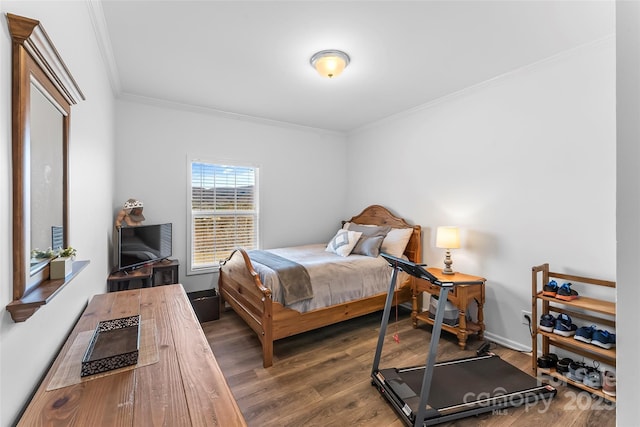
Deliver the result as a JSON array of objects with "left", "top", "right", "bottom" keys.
[{"left": 372, "top": 253, "right": 556, "bottom": 426}]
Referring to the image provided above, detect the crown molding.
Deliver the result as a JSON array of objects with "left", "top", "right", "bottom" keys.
[
  {"left": 86, "top": 0, "right": 121, "bottom": 95},
  {"left": 118, "top": 92, "right": 345, "bottom": 137},
  {"left": 349, "top": 34, "right": 615, "bottom": 137}
]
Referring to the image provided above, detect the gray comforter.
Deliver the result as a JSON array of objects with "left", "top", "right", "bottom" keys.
[
  {"left": 224, "top": 244, "right": 406, "bottom": 313},
  {"left": 247, "top": 250, "right": 313, "bottom": 305}
]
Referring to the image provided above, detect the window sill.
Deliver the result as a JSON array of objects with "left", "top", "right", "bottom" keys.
[
  {"left": 186, "top": 266, "right": 220, "bottom": 276},
  {"left": 6, "top": 260, "right": 90, "bottom": 322}
]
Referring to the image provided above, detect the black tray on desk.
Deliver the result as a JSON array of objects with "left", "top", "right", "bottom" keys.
[{"left": 81, "top": 315, "right": 140, "bottom": 377}]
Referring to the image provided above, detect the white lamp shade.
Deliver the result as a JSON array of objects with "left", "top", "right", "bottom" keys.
[
  {"left": 310, "top": 50, "right": 350, "bottom": 78},
  {"left": 436, "top": 226, "right": 460, "bottom": 249}
]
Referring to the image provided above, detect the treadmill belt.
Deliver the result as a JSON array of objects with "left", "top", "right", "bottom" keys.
[{"left": 383, "top": 355, "right": 544, "bottom": 414}]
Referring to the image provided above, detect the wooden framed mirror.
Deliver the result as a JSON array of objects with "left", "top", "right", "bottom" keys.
[{"left": 6, "top": 14, "right": 86, "bottom": 322}]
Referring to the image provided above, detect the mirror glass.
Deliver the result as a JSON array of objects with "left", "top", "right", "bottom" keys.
[{"left": 29, "top": 82, "right": 64, "bottom": 275}]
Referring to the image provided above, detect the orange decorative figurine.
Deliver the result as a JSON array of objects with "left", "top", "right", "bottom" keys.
[{"left": 115, "top": 198, "right": 145, "bottom": 228}]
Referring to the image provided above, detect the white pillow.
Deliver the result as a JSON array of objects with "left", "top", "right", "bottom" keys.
[
  {"left": 381, "top": 227, "right": 413, "bottom": 258},
  {"left": 343, "top": 222, "right": 413, "bottom": 258},
  {"left": 326, "top": 229, "right": 363, "bottom": 257}
]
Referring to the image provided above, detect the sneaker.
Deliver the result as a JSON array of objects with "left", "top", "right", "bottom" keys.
[
  {"left": 591, "top": 329, "right": 616, "bottom": 349},
  {"left": 567, "top": 361, "right": 587, "bottom": 382},
  {"left": 556, "top": 357, "right": 573, "bottom": 375},
  {"left": 556, "top": 282, "right": 579, "bottom": 301},
  {"left": 536, "top": 353, "right": 558, "bottom": 369},
  {"left": 602, "top": 371, "right": 616, "bottom": 396},
  {"left": 553, "top": 313, "right": 578, "bottom": 336},
  {"left": 574, "top": 325, "right": 597, "bottom": 343},
  {"left": 539, "top": 314, "right": 555, "bottom": 332},
  {"left": 583, "top": 368, "right": 602, "bottom": 389},
  {"left": 543, "top": 280, "right": 558, "bottom": 297}
]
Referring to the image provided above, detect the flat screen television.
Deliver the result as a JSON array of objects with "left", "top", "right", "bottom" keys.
[{"left": 116, "top": 223, "right": 172, "bottom": 271}]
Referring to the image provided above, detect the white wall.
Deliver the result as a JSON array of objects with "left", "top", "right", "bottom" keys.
[
  {"left": 114, "top": 99, "right": 348, "bottom": 292},
  {"left": 0, "top": 2, "right": 115, "bottom": 425},
  {"left": 347, "top": 37, "right": 616, "bottom": 351},
  {"left": 616, "top": 0, "right": 640, "bottom": 423}
]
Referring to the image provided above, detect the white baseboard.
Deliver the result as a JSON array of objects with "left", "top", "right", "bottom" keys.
[{"left": 483, "top": 331, "right": 531, "bottom": 354}]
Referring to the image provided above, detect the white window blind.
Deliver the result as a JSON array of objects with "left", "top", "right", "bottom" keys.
[{"left": 189, "top": 162, "right": 258, "bottom": 273}]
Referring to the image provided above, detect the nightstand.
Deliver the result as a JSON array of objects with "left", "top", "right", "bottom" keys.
[{"left": 412, "top": 268, "right": 486, "bottom": 349}]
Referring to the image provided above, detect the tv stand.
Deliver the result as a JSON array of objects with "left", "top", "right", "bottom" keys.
[
  {"left": 152, "top": 258, "right": 179, "bottom": 286},
  {"left": 107, "top": 264, "right": 153, "bottom": 292},
  {"left": 107, "top": 259, "right": 179, "bottom": 292}
]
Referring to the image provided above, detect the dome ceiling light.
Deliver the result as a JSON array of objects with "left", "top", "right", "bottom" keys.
[{"left": 310, "top": 49, "right": 350, "bottom": 78}]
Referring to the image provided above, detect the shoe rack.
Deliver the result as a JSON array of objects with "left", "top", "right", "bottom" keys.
[{"left": 531, "top": 263, "right": 616, "bottom": 402}]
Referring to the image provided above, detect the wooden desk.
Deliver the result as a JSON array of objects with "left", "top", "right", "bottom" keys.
[
  {"left": 412, "top": 268, "right": 486, "bottom": 349},
  {"left": 18, "top": 285, "right": 246, "bottom": 426}
]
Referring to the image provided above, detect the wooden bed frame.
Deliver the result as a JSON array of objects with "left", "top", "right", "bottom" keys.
[{"left": 218, "top": 205, "right": 422, "bottom": 367}]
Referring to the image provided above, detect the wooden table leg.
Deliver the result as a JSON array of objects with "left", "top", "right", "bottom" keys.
[
  {"left": 411, "top": 290, "right": 419, "bottom": 328},
  {"left": 457, "top": 308, "right": 468, "bottom": 349},
  {"left": 457, "top": 288, "right": 469, "bottom": 349},
  {"left": 476, "top": 297, "right": 485, "bottom": 340}
]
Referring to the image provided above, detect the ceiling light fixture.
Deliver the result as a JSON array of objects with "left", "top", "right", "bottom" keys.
[{"left": 310, "top": 49, "right": 350, "bottom": 78}]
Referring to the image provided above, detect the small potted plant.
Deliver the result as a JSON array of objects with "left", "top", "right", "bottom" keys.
[
  {"left": 58, "top": 246, "right": 77, "bottom": 260},
  {"left": 50, "top": 247, "right": 77, "bottom": 279}
]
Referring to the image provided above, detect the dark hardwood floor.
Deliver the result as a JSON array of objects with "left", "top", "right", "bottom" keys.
[{"left": 203, "top": 307, "right": 615, "bottom": 427}]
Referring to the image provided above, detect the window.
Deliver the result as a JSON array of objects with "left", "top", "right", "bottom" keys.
[{"left": 188, "top": 161, "right": 259, "bottom": 274}]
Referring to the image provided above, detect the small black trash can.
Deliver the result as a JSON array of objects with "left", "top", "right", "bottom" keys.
[{"left": 188, "top": 289, "right": 220, "bottom": 323}]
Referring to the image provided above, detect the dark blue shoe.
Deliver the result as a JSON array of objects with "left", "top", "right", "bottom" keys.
[
  {"left": 543, "top": 280, "right": 558, "bottom": 297},
  {"left": 553, "top": 313, "right": 577, "bottom": 337},
  {"left": 574, "top": 325, "right": 597, "bottom": 343},
  {"left": 556, "top": 282, "right": 579, "bottom": 301},
  {"left": 539, "top": 314, "right": 555, "bottom": 332},
  {"left": 591, "top": 329, "right": 616, "bottom": 349}
]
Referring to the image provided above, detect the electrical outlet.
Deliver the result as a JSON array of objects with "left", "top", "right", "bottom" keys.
[{"left": 521, "top": 310, "right": 532, "bottom": 325}]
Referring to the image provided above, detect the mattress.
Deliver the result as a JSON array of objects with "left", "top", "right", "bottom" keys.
[{"left": 223, "top": 243, "right": 407, "bottom": 313}]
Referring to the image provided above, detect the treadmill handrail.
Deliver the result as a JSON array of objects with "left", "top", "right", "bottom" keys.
[{"left": 380, "top": 252, "right": 483, "bottom": 287}]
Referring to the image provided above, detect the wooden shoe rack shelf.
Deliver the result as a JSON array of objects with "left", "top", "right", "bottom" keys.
[{"left": 531, "top": 263, "right": 616, "bottom": 402}]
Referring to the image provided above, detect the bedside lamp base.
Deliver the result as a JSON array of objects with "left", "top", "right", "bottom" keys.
[{"left": 442, "top": 249, "right": 454, "bottom": 275}]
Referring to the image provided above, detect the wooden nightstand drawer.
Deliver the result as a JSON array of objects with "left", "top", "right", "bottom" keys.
[
  {"left": 424, "top": 282, "right": 440, "bottom": 294},
  {"left": 422, "top": 282, "right": 459, "bottom": 301}
]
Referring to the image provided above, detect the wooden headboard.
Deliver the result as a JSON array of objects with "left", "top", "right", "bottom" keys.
[{"left": 345, "top": 205, "right": 422, "bottom": 264}]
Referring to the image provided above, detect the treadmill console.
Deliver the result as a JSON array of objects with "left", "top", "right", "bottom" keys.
[{"left": 380, "top": 253, "right": 442, "bottom": 285}]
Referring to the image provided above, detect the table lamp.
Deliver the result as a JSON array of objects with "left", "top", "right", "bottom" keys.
[{"left": 436, "top": 226, "right": 460, "bottom": 274}]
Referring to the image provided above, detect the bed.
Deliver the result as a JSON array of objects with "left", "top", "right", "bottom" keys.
[{"left": 218, "top": 205, "right": 422, "bottom": 367}]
